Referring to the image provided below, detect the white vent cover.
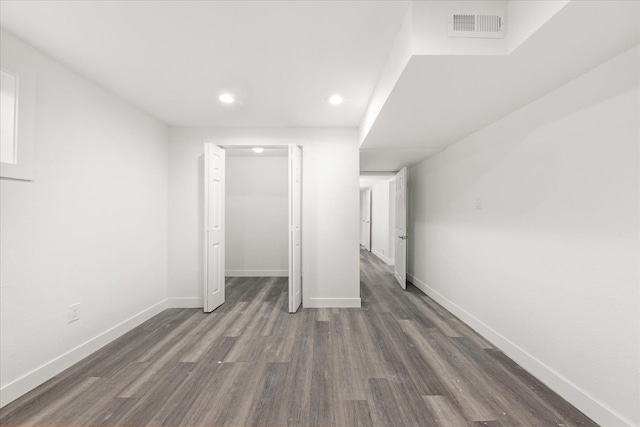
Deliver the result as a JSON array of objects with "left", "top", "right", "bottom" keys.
[{"left": 448, "top": 11, "right": 505, "bottom": 38}]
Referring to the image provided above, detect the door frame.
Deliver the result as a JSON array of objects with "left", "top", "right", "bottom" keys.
[{"left": 203, "top": 142, "right": 304, "bottom": 312}]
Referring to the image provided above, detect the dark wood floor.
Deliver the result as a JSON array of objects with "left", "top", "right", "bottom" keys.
[{"left": 0, "top": 249, "right": 598, "bottom": 426}]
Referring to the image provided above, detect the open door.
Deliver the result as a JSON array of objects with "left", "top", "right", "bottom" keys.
[
  {"left": 362, "top": 189, "right": 372, "bottom": 251},
  {"left": 204, "top": 144, "right": 226, "bottom": 312},
  {"left": 288, "top": 144, "right": 302, "bottom": 313},
  {"left": 393, "top": 167, "right": 407, "bottom": 289}
]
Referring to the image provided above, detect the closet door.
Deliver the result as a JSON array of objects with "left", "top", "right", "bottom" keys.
[
  {"left": 393, "top": 167, "right": 407, "bottom": 289},
  {"left": 204, "top": 143, "right": 226, "bottom": 312},
  {"left": 288, "top": 144, "right": 302, "bottom": 313}
]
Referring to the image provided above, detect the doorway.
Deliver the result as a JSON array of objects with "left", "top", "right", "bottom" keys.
[
  {"left": 358, "top": 168, "right": 407, "bottom": 289},
  {"left": 360, "top": 188, "right": 371, "bottom": 251},
  {"left": 203, "top": 144, "right": 303, "bottom": 314}
]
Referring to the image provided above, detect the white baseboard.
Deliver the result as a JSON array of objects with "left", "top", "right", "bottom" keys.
[
  {"left": 0, "top": 299, "right": 168, "bottom": 408},
  {"left": 406, "top": 273, "right": 634, "bottom": 427},
  {"left": 406, "top": 273, "right": 430, "bottom": 297},
  {"left": 371, "top": 248, "right": 394, "bottom": 265},
  {"left": 225, "top": 270, "right": 287, "bottom": 277},
  {"left": 168, "top": 297, "right": 203, "bottom": 308},
  {"left": 305, "top": 297, "right": 361, "bottom": 308}
]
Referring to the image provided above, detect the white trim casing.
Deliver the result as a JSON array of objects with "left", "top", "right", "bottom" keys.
[{"left": 0, "top": 56, "right": 35, "bottom": 181}]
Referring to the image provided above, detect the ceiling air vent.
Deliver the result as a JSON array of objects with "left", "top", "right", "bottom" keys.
[{"left": 448, "top": 11, "right": 505, "bottom": 39}]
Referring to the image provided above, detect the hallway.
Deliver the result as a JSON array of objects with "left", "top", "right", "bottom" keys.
[
  {"left": 358, "top": 249, "right": 597, "bottom": 426},
  {"left": 0, "top": 253, "right": 597, "bottom": 426}
]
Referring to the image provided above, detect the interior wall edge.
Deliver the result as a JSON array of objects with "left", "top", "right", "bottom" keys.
[
  {"left": 371, "top": 248, "right": 393, "bottom": 266},
  {"left": 167, "top": 297, "right": 204, "bottom": 309},
  {"left": 305, "top": 297, "right": 362, "bottom": 309},
  {"left": 406, "top": 274, "right": 634, "bottom": 427},
  {"left": 0, "top": 299, "right": 169, "bottom": 408},
  {"left": 225, "top": 270, "right": 288, "bottom": 277}
]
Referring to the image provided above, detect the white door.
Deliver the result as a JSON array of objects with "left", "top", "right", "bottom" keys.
[
  {"left": 360, "top": 193, "right": 365, "bottom": 246},
  {"left": 288, "top": 144, "right": 302, "bottom": 313},
  {"left": 362, "top": 189, "right": 372, "bottom": 251},
  {"left": 394, "top": 167, "right": 407, "bottom": 289},
  {"left": 204, "top": 144, "right": 226, "bottom": 312}
]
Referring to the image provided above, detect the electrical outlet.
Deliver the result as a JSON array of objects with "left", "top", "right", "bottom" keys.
[{"left": 68, "top": 304, "right": 80, "bottom": 323}]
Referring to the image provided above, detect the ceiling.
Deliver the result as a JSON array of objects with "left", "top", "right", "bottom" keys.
[
  {"left": 0, "top": 0, "right": 409, "bottom": 127},
  {"left": 359, "top": 174, "right": 394, "bottom": 190},
  {"left": 359, "top": 0, "right": 640, "bottom": 171},
  {"left": 1, "top": 1, "right": 638, "bottom": 174},
  {"left": 225, "top": 147, "right": 287, "bottom": 158}
]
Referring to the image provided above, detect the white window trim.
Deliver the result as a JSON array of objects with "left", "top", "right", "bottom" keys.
[{"left": 1, "top": 54, "right": 35, "bottom": 181}]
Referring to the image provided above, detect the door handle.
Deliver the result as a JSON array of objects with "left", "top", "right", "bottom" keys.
[{"left": 398, "top": 235, "right": 408, "bottom": 240}]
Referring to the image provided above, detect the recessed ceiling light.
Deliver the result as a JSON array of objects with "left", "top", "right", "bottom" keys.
[
  {"left": 252, "top": 147, "right": 264, "bottom": 153},
  {"left": 328, "top": 94, "right": 344, "bottom": 105},
  {"left": 219, "top": 93, "right": 235, "bottom": 104}
]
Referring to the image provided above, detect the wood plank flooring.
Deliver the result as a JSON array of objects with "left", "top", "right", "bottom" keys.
[{"left": 0, "top": 250, "right": 598, "bottom": 426}]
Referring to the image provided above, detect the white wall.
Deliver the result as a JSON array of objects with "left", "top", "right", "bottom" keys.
[
  {"left": 0, "top": 31, "right": 169, "bottom": 406},
  {"left": 168, "top": 128, "right": 360, "bottom": 308},
  {"left": 371, "top": 180, "right": 393, "bottom": 264},
  {"left": 226, "top": 155, "right": 288, "bottom": 276},
  {"left": 506, "top": 0, "right": 569, "bottom": 53},
  {"left": 407, "top": 46, "right": 639, "bottom": 427},
  {"left": 359, "top": 3, "right": 412, "bottom": 143}
]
